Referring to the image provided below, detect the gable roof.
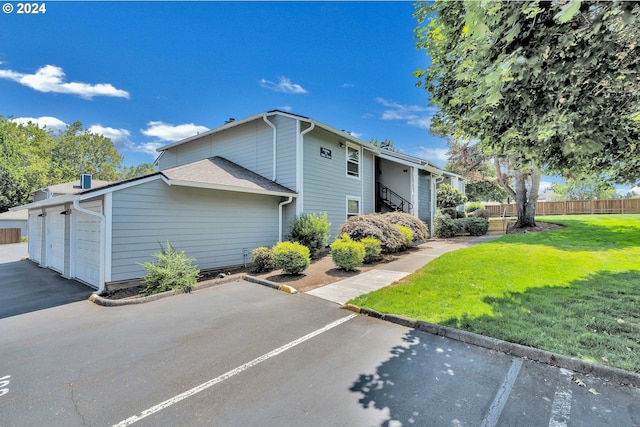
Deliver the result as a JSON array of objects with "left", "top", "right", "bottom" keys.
[
  {"left": 156, "top": 110, "right": 378, "bottom": 154},
  {"left": 161, "top": 157, "right": 296, "bottom": 197}
]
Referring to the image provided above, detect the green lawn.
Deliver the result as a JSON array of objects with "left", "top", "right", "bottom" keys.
[{"left": 349, "top": 215, "right": 640, "bottom": 373}]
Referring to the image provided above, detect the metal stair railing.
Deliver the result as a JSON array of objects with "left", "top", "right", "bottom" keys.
[{"left": 377, "top": 182, "right": 413, "bottom": 214}]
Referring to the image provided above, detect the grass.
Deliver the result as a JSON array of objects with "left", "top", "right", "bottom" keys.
[{"left": 349, "top": 215, "right": 640, "bottom": 373}]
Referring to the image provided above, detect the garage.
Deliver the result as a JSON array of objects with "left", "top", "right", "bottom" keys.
[{"left": 73, "top": 201, "right": 102, "bottom": 288}]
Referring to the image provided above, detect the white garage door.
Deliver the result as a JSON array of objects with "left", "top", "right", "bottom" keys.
[
  {"left": 74, "top": 202, "right": 102, "bottom": 288},
  {"left": 28, "top": 212, "right": 43, "bottom": 264},
  {"left": 45, "top": 207, "right": 66, "bottom": 273}
]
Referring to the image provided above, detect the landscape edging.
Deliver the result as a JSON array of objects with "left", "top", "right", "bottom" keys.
[{"left": 349, "top": 306, "right": 640, "bottom": 388}]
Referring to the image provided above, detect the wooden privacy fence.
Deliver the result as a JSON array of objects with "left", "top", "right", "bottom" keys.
[
  {"left": 0, "top": 228, "right": 21, "bottom": 244},
  {"left": 486, "top": 198, "right": 640, "bottom": 217}
]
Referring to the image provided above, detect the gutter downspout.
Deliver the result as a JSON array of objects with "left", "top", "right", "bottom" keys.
[
  {"left": 263, "top": 114, "right": 277, "bottom": 181},
  {"left": 432, "top": 174, "right": 445, "bottom": 238},
  {"left": 279, "top": 196, "right": 294, "bottom": 242},
  {"left": 296, "top": 122, "right": 315, "bottom": 214},
  {"left": 73, "top": 199, "right": 106, "bottom": 295}
]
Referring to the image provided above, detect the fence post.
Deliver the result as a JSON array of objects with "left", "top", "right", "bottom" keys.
[{"left": 622, "top": 199, "right": 625, "bottom": 214}]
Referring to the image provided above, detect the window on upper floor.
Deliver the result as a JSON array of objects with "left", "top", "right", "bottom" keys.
[{"left": 346, "top": 144, "right": 360, "bottom": 179}]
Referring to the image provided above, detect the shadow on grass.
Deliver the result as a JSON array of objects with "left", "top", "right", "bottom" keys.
[
  {"left": 440, "top": 270, "right": 640, "bottom": 373},
  {"left": 498, "top": 217, "right": 640, "bottom": 252}
]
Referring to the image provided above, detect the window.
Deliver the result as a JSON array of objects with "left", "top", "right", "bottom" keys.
[
  {"left": 346, "top": 145, "right": 360, "bottom": 178},
  {"left": 347, "top": 196, "right": 361, "bottom": 218}
]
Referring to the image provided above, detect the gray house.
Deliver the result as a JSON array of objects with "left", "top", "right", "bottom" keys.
[{"left": 13, "top": 110, "right": 459, "bottom": 293}]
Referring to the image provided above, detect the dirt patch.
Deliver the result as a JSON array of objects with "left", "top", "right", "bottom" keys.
[
  {"left": 250, "top": 248, "right": 421, "bottom": 293},
  {"left": 506, "top": 220, "right": 565, "bottom": 234}
]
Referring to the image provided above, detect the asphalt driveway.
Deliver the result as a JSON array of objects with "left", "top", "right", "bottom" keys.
[{"left": 0, "top": 242, "right": 93, "bottom": 319}]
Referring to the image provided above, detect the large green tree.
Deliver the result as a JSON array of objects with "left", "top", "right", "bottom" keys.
[
  {"left": 415, "top": 0, "right": 640, "bottom": 227},
  {"left": 51, "top": 122, "right": 123, "bottom": 182}
]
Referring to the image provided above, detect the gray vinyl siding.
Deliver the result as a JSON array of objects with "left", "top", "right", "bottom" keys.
[
  {"left": 418, "top": 170, "right": 433, "bottom": 234},
  {"left": 157, "top": 115, "right": 298, "bottom": 192},
  {"left": 110, "top": 179, "right": 281, "bottom": 282},
  {"left": 157, "top": 120, "right": 274, "bottom": 179},
  {"left": 301, "top": 129, "right": 373, "bottom": 240},
  {"left": 273, "top": 115, "right": 298, "bottom": 191}
]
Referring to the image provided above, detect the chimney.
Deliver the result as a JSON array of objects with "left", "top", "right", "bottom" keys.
[{"left": 81, "top": 174, "right": 92, "bottom": 189}]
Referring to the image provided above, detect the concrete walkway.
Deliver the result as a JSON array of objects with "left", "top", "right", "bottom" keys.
[{"left": 307, "top": 235, "right": 501, "bottom": 304}]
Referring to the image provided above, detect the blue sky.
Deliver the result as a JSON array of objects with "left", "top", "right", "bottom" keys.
[{"left": 1, "top": 1, "right": 449, "bottom": 169}]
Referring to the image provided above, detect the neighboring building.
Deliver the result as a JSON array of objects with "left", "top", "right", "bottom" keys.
[
  {"left": 13, "top": 110, "right": 461, "bottom": 293},
  {"left": 0, "top": 209, "right": 28, "bottom": 238}
]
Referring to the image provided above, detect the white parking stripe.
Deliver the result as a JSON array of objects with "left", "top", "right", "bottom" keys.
[
  {"left": 113, "top": 313, "right": 357, "bottom": 427},
  {"left": 480, "top": 358, "right": 524, "bottom": 427},
  {"left": 549, "top": 368, "right": 573, "bottom": 427}
]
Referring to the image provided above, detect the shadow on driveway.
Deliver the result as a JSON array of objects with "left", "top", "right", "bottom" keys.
[{"left": 0, "top": 245, "right": 93, "bottom": 319}]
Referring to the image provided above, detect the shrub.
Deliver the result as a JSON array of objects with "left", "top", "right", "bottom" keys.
[
  {"left": 468, "top": 208, "right": 490, "bottom": 219},
  {"left": 139, "top": 242, "right": 200, "bottom": 296},
  {"left": 433, "top": 211, "right": 458, "bottom": 239},
  {"left": 361, "top": 237, "right": 382, "bottom": 264},
  {"left": 251, "top": 246, "right": 275, "bottom": 273},
  {"left": 382, "top": 211, "right": 429, "bottom": 241},
  {"left": 330, "top": 234, "right": 365, "bottom": 271},
  {"left": 441, "top": 207, "right": 465, "bottom": 219},
  {"left": 437, "top": 183, "right": 468, "bottom": 208},
  {"left": 338, "top": 214, "right": 405, "bottom": 253},
  {"left": 464, "top": 217, "right": 489, "bottom": 236},
  {"left": 287, "top": 212, "right": 331, "bottom": 258},
  {"left": 395, "top": 224, "right": 413, "bottom": 249},
  {"left": 465, "top": 202, "right": 485, "bottom": 214},
  {"left": 272, "top": 241, "right": 310, "bottom": 275}
]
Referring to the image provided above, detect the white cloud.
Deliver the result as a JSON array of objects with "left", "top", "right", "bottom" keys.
[
  {"left": 341, "top": 83, "right": 354, "bottom": 88},
  {"left": 375, "top": 97, "right": 435, "bottom": 129},
  {"left": 141, "top": 121, "right": 209, "bottom": 142},
  {"left": 88, "top": 124, "right": 134, "bottom": 150},
  {"left": 412, "top": 146, "right": 449, "bottom": 164},
  {"left": 538, "top": 181, "right": 555, "bottom": 193},
  {"left": 276, "top": 105, "right": 293, "bottom": 112},
  {"left": 259, "top": 77, "right": 308, "bottom": 94},
  {"left": 135, "top": 142, "right": 165, "bottom": 155},
  {"left": 12, "top": 116, "right": 67, "bottom": 132},
  {"left": 0, "top": 64, "right": 129, "bottom": 99}
]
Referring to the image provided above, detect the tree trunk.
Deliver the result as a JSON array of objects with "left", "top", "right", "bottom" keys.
[{"left": 494, "top": 157, "right": 540, "bottom": 228}]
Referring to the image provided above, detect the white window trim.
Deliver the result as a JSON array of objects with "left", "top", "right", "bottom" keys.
[
  {"left": 345, "top": 143, "right": 361, "bottom": 180},
  {"left": 346, "top": 195, "right": 362, "bottom": 219}
]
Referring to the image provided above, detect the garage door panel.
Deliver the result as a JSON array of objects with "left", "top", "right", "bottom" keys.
[
  {"left": 46, "top": 207, "right": 65, "bottom": 273},
  {"left": 74, "top": 209, "right": 101, "bottom": 287},
  {"left": 28, "top": 213, "right": 43, "bottom": 264}
]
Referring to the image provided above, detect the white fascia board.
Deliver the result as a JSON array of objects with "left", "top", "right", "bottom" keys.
[
  {"left": 11, "top": 194, "right": 76, "bottom": 211},
  {"left": 165, "top": 179, "right": 298, "bottom": 198},
  {"left": 156, "top": 112, "right": 267, "bottom": 152}
]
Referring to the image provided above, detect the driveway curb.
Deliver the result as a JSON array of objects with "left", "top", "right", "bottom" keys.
[
  {"left": 90, "top": 275, "right": 298, "bottom": 306},
  {"left": 89, "top": 275, "right": 246, "bottom": 306},
  {"left": 344, "top": 305, "right": 640, "bottom": 388}
]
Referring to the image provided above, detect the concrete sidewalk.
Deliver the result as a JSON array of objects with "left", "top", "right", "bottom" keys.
[{"left": 307, "top": 235, "right": 501, "bottom": 304}]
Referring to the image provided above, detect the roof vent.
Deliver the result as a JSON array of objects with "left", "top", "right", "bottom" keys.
[
  {"left": 81, "top": 173, "right": 92, "bottom": 189},
  {"left": 225, "top": 118, "right": 235, "bottom": 124}
]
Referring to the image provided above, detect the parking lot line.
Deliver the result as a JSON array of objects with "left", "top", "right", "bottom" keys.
[
  {"left": 480, "top": 358, "right": 523, "bottom": 427},
  {"left": 112, "top": 313, "right": 357, "bottom": 427}
]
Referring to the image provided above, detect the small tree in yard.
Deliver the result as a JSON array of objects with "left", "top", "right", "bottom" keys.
[
  {"left": 287, "top": 212, "right": 331, "bottom": 258},
  {"left": 139, "top": 242, "right": 200, "bottom": 296},
  {"left": 437, "top": 184, "right": 467, "bottom": 210}
]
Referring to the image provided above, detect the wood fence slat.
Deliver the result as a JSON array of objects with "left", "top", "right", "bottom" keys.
[
  {"left": 0, "top": 228, "right": 21, "bottom": 244},
  {"left": 486, "top": 198, "right": 640, "bottom": 217}
]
